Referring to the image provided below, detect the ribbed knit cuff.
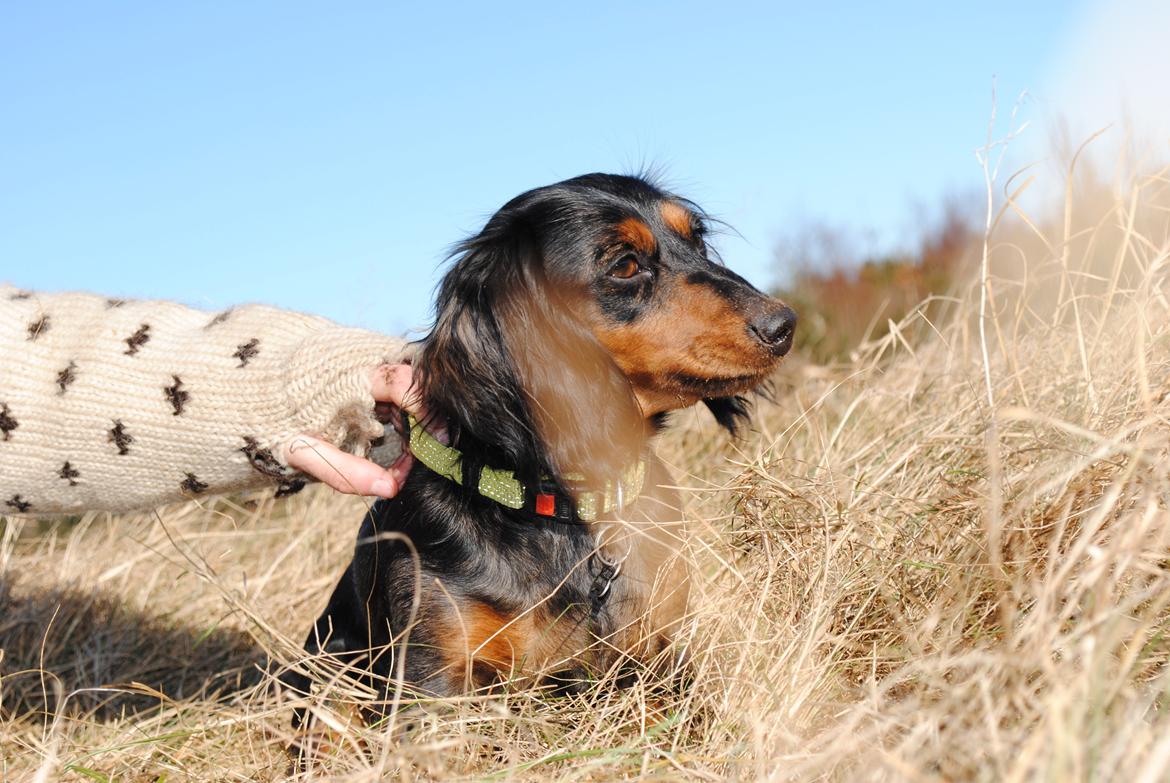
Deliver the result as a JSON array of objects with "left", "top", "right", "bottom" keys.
[{"left": 281, "top": 327, "right": 410, "bottom": 458}]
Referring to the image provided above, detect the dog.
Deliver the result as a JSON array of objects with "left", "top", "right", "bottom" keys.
[{"left": 283, "top": 174, "right": 795, "bottom": 715}]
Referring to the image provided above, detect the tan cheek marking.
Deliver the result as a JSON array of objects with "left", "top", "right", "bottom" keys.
[
  {"left": 596, "top": 281, "right": 753, "bottom": 377},
  {"left": 590, "top": 279, "right": 786, "bottom": 418},
  {"left": 660, "top": 202, "right": 693, "bottom": 239},
  {"left": 615, "top": 217, "right": 657, "bottom": 255}
]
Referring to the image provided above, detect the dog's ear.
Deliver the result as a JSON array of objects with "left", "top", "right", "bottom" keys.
[
  {"left": 419, "top": 211, "right": 644, "bottom": 486},
  {"left": 703, "top": 395, "right": 752, "bottom": 436},
  {"left": 418, "top": 225, "right": 544, "bottom": 478},
  {"left": 496, "top": 265, "right": 646, "bottom": 486}
]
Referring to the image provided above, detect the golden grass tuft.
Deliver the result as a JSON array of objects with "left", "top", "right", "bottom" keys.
[{"left": 4, "top": 146, "right": 1170, "bottom": 781}]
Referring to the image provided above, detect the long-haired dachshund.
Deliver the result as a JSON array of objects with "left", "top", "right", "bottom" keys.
[{"left": 284, "top": 174, "right": 795, "bottom": 713}]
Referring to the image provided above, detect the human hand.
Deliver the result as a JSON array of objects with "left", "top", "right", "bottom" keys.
[{"left": 284, "top": 364, "right": 418, "bottom": 499}]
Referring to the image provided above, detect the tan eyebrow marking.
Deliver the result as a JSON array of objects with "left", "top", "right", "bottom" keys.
[
  {"left": 615, "top": 216, "right": 657, "bottom": 254},
  {"left": 660, "top": 202, "right": 693, "bottom": 239}
]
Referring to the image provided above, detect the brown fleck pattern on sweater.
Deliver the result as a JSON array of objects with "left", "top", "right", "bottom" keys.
[
  {"left": 59, "top": 461, "right": 80, "bottom": 486},
  {"left": 233, "top": 338, "right": 260, "bottom": 367},
  {"left": 5, "top": 495, "right": 31, "bottom": 513},
  {"left": 108, "top": 420, "right": 134, "bottom": 455},
  {"left": 205, "top": 309, "right": 233, "bottom": 329},
  {"left": 27, "top": 316, "right": 50, "bottom": 340},
  {"left": 240, "top": 436, "right": 287, "bottom": 478},
  {"left": 181, "top": 473, "right": 209, "bottom": 494},
  {"left": 1, "top": 286, "right": 406, "bottom": 515},
  {"left": 165, "top": 376, "right": 189, "bottom": 415},
  {"left": 124, "top": 324, "right": 151, "bottom": 355},
  {"left": 56, "top": 361, "right": 78, "bottom": 394},
  {"left": 0, "top": 404, "right": 16, "bottom": 441}
]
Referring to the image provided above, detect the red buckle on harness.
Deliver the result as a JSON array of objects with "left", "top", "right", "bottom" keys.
[{"left": 535, "top": 493, "right": 556, "bottom": 517}]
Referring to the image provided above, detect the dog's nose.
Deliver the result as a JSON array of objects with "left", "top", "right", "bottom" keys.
[{"left": 750, "top": 306, "right": 797, "bottom": 356}]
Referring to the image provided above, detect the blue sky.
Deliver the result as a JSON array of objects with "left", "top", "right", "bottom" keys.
[{"left": 1, "top": 2, "right": 1087, "bottom": 336}]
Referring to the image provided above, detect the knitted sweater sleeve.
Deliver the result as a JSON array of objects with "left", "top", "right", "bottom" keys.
[{"left": 0, "top": 284, "right": 409, "bottom": 516}]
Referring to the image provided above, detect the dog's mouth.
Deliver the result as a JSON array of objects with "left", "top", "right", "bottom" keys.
[
  {"left": 625, "top": 362, "right": 778, "bottom": 415},
  {"left": 665, "top": 369, "right": 772, "bottom": 397}
]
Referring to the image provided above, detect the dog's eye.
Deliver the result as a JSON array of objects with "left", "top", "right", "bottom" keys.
[{"left": 608, "top": 256, "right": 643, "bottom": 280}]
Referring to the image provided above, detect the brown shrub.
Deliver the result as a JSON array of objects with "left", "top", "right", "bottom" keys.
[{"left": 776, "top": 200, "right": 979, "bottom": 363}]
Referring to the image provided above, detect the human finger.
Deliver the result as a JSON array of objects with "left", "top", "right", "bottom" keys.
[{"left": 284, "top": 435, "right": 402, "bottom": 498}]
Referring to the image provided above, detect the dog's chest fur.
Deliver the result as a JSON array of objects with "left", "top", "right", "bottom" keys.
[{"left": 333, "top": 454, "right": 685, "bottom": 693}]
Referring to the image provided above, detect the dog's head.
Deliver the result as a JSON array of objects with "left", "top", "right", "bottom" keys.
[{"left": 418, "top": 174, "right": 795, "bottom": 485}]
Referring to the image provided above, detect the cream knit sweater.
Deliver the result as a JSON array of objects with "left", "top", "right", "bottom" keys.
[{"left": 0, "top": 284, "right": 407, "bottom": 515}]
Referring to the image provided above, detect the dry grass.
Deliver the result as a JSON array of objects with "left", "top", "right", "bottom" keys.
[{"left": 4, "top": 147, "right": 1170, "bottom": 781}]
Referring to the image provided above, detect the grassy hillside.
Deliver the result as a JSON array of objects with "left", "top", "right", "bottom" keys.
[{"left": 3, "top": 156, "right": 1170, "bottom": 781}]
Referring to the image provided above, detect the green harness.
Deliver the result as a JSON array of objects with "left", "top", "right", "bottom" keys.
[{"left": 406, "top": 415, "right": 646, "bottom": 522}]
